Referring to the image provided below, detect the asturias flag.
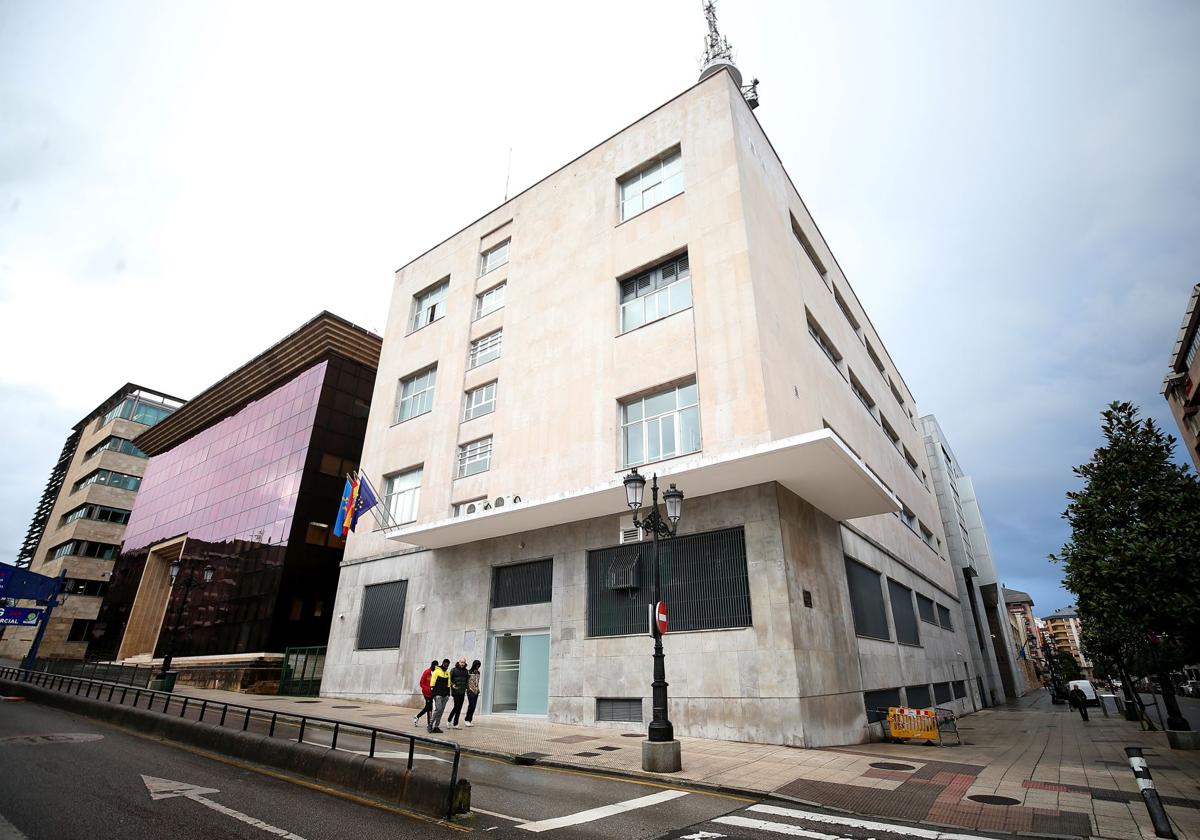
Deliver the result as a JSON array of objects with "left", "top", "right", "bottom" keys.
[{"left": 334, "top": 476, "right": 358, "bottom": 538}]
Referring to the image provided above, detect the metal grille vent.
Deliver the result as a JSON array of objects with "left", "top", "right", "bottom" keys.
[{"left": 597, "top": 698, "right": 643, "bottom": 723}]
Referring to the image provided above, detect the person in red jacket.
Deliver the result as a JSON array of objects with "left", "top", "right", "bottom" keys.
[{"left": 413, "top": 660, "right": 437, "bottom": 727}]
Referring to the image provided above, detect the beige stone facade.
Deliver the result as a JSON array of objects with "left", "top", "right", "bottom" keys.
[
  {"left": 322, "top": 71, "right": 979, "bottom": 746},
  {"left": 1164, "top": 282, "right": 1200, "bottom": 470},
  {"left": 0, "top": 386, "right": 181, "bottom": 661}
]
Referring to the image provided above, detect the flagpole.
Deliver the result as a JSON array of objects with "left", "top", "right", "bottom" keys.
[{"left": 355, "top": 470, "right": 395, "bottom": 530}]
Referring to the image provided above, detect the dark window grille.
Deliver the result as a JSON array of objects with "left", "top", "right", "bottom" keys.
[
  {"left": 952, "top": 680, "right": 966, "bottom": 699},
  {"left": 357, "top": 580, "right": 408, "bottom": 650},
  {"left": 934, "top": 682, "right": 953, "bottom": 704},
  {"left": 906, "top": 684, "right": 933, "bottom": 708},
  {"left": 596, "top": 698, "right": 643, "bottom": 723},
  {"left": 936, "top": 603, "right": 954, "bottom": 630},
  {"left": 844, "top": 557, "right": 890, "bottom": 640},
  {"left": 863, "top": 687, "right": 901, "bottom": 722},
  {"left": 586, "top": 527, "right": 751, "bottom": 637},
  {"left": 802, "top": 589, "right": 813, "bottom": 608},
  {"left": 916, "top": 593, "right": 937, "bottom": 624},
  {"left": 491, "top": 558, "right": 553, "bottom": 608},
  {"left": 887, "top": 579, "right": 920, "bottom": 646}
]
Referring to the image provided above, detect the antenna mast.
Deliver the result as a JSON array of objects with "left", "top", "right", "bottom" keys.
[{"left": 698, "top": 0, "right": 759, "bottom": 110}]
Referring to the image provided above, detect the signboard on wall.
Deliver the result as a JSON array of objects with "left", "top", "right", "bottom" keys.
[{"left": 0, "top": 606, "right": 44, "bottom": 627}]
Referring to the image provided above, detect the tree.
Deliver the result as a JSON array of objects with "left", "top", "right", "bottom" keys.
[
  {"left": 1049, "top": 649, "right": 1082, "bottom": 683},
  {"left": 1051, "top": 401, "right": 1200, "bottom": 731}
]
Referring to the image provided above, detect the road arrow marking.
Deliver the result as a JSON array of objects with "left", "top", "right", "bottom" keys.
[{"left": 141, "top": 775, "right": 307, "bottom": 839}]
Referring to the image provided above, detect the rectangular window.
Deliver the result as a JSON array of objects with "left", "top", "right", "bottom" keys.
[
  {"left": 619, "top": 254, "right": 692, "bottom": 333},
  {"left": 900, "top": 503, "right": 917, "bottom": 531},
  {"left": 866, "top": 340, "right": 886, "bottom": 374},
  {"left": 903, "top": 446, "right": 920, "bottom": 475},
  {"left": 475, "top": 282, "right": 506, "bottom": 319},
  {"left": 791, "top": 214, "right": 829, "bottom": 286},
  {"left": 383, "top": 467, "right": 422, "bottom": 525},
  {"left": 863, "top": 688, "right": 902, "bottom": 722},
  {"left": 621, "top": 380, "right": 700, "bottom": 467},
  {"left": 396, "top": 366, "right": 437, "bottom": 422},
  {"left": 888, "top": 377, "right": 907, "bottom": 411},
  {"left": 48, "top": 540, "right": 120, "bottom": 561},
  {"left": 596, "top": 698, "right": 643, "bottom": 723},
  {"left": 619, "top": 150, "right": 683, "bottom": 221},
  {"left": 918, "top": 520, "right": 936, "bottom": 547},
  {"left": 937, "top": 603, "right": 954, "bottom": 630},
  {"left": 881, "top": 416, "right": 901, "bottom": 452},
  {"left": 887, "top": 579, "right": 920, "bottom": 646},
  {"left": 469, "top": 330, "right": 503, "bottom": 368},
  {"left": 906, "top": 684, "right": 933, "bottom": 709},
  {"left": 849, "top": 370, "right": 877, "bottom": 419},
  {"left": 952, "top": 680, "right": 967, "bottom": 699},
  {"left": 934, "top": 682, "right": 953, "bottom": 705},
  {"left": 806, "top": 310, "right": 842, "bottom": 369},
  {"left": 833, "top": 286, "right": 862, "bottom": 336},
  {"left": 64, "top": 578, "right": 108, "bottom": 597},
  {"left": 357, "top": 580, "right": 408, "bottom": 650},
  {"left": 479, "top": 240, "right": 510, "bottom": 276},
  {"left": 100, "top": 391, "right": 179, "bottom": 429},
  {"left": 916, "top": 593, "right": 937, "bottom": 625},
  {"left": 491, "top": 558, "right": 553, "bottom": 608},
  {"left": 457, "top": 436, "right": 493, "bottom": 478},
  {"left": 463, "top": 381, "right": 497, "bottom": 422},
  {"left": 844, "top": 557, "right": 889, "bottom": 640},
  {"left": 85, "top": 436, "right": 146, "bottom": 460},
  {"left": 72, "top": 469, "right": 142, "bottom": 493},
  {"left": 61, "top": 504, "right": 131, "bottom": 526},
  {"left": 409, "top": 279, "right": 448, "bottom": 332},
  {"left": 587, "top": 526, "right": 750, "bottom": 637},
  {"left": 67, "top": 619, "right": 94, "bottom": 642}
]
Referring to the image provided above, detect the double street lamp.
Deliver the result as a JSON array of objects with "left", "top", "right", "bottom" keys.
[
  {"left": 159, "top": 560, "right": 214, "bottom": 679},
  {"left": 622, "top": 467, "right": 684, "bottom": 748}
]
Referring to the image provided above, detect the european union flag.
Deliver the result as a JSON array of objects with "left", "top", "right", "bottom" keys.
[{"left": 351, "top": 474, "right": 379, "bottom": 532}]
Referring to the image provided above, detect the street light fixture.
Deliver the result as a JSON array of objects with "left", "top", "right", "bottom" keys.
[
  {"left": 621, "top": 467, "right": 684, "bottom": 769},
  {"left": 159, "top": 561, "right": 215, "bottom": 681}
]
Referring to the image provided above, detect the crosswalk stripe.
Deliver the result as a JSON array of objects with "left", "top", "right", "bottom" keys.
[
  {"left": 517, "top": 790, "right": 689, "bottom": 833},
  {"left": 712, "top": 815, "right": 844, "bottom": 839},
  {"left": 746, "top": 804, "right": 993, "bottom": 840}
]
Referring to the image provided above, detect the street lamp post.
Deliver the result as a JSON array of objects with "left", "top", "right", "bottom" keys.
[
  {"left": 159, "top": 560, "right": 214, "bottom": 679},
  {"left": 623, "top": 468, "right": 684, "bottom": 771}
]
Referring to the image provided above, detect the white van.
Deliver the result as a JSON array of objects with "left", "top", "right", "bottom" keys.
[{"left": 1068, "top": 680, "right": 1098, "bottom": 706}]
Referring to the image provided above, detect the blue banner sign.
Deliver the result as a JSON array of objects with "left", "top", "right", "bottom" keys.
[
  {"left": 0, "top": 562, "right": 58, "bottom": 602},
  {"left": 0, "top": 606, "right": 44, "bottom": 627},
  {"left": 0, "top": 565, "right": 10, "bottom": 596}
]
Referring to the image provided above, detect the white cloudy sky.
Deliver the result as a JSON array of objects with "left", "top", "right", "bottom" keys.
[{"left": 2, "top": 0, "right": 1198, "bottom": 616}]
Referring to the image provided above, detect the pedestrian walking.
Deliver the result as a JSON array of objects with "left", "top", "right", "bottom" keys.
[
  {"left": 428, "top": 659, "right": 451, "bottom": 733},
  {"left": 413, "top": 660, "right": 436, "bottom": 727},
  {"left": 447, "top": 658, "right": 470, "bottom": 728},
  {"left": 1069, "top": 685, "right": 1090, "bottom": 721},
  {"left": 464, "top": 659, "right": 482, "bottom": 727}
]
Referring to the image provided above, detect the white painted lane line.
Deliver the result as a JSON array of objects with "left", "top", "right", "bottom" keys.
[
  {"left": 141, "top": 775, "right": 306, "bottom": 839},
  {"left": 0, "top": 810, "right": 31, "bottom": 840},
  {"left": 747, "top": 804, "right": 993, "bottom": 840},
  {"left": 472, "top": 807, "right": 526, "bottom": 822},
  {"left": 517, "top": 790, "right": 690, "bottom": 833},
  {"left": 712, "top": 815, "right": 843, "bottom": 839}
]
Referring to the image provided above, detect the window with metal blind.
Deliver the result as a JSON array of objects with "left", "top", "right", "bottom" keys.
[
  {"left": 356, "top": 580, "right": 408, "bottom": 650},
  {"left": 383, "top": 467, "right": 422, "bottom": 525},
  {"left": 410, "top": 280, "right": 448, "bottom": 332},
  {"left": 619, "top": 150, "right": 683, "bottom": 221},
  {"left": 844, "top": 558, "right": 890, "bottom": 641},
  {"left": 863, "top": 688, "right": 901, "bottom": 722},
  {"left": 916, "top": 593, "right": 937, "bottom": 625},
  {"left": 619, "top": 254, "right": 691, "bottom": 333},
  {"left": 806, "top": 310, "right": 842, "bottom": 370},
  {"left": 621, "top": 380, "right": 700, "bottom": 467},
  {"left": 491, "top": 558, "right": 552, "bottom": 608},
  {"left": 586, "top": 526, "right": 750, "bottom": 637},
  {"left": 475, "top": 282, "right": 506, "bottom": 319},
  {"left": 597, "top": 698, "right": 643, "bottom": 723},
  {"left": 952, "top": 680, "right": 966, "bottom": 699},
  {"left": 905, "top": 684, "right": 933, "bottom": 709},
  {"left": 469, "top": 330, "right": 502, "bottom": 369},
  {"left": 457, "top": 436, "right": 492, "bottom": 478},
  {"left": 934, "top": 682, "right": 953, "bottom": 704},
  {"left": 936, "top": 603, "right": 954, "bottom": 630},
  {"left": 887, "top": 579, "right": 920, "bottom": 646},
  {"left": 463, "top": 381, "right": 497, "bottom": 421},
  {"left": 396, "top": 366, "right": 436, "bottom": 422}
]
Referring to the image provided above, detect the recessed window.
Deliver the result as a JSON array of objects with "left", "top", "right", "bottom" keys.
[
  {"left": 791, "top": 213, "right": 829, "bottom": 287},
  {"left": 906, "top": 684, "right": 933, "bottom": 709},
  {"left": 934, "top": 682, "right": 953, "bottom": 705},
  {"left": 844, "top": 557, "right": 889, "bottom": 641},
  {"left": 903, "top": 446, "right": 920, "bottom": 475},
  {"left": 396, "top": 366, "right": 437, "bottom": 423},
  {"left": 475, "top": 282, "right": 506, "bottom": 319},
  {"left": 849, "top": 370, "right": 878, "bottom": 420},
  {"left": 888, "top": 377, "right": 907, "bottom": 411},
  {"left": 936, "top": 603, "right": 954, "bottom": 630},
  {"left": 621, "top": 380, "right": 701, "bottom": 467},
  {"left": 866, "top": 340, "right": 886, "bottom": 374},
  {"left": 463, "top": 381, "right": 497, "bottom": 422},
  {"left": 900, "top": 503, "right": 917, "bottom": 531},
  {"left": 357, "top": 580, "right": 408, "bottom": 650},
  {"left": 479, "top": 240, "right": 510, "bottom": 276},
  {"left": 85, "top": 436, "right": 146, "bottom": 460},
  {"left": 619, "top": 254, "right": 692, "bottom": 333},
  {"left": 457, "top": 436, "right": 493, "bottom": 478},
  {"left": 492, "top": 558, "right": 553, "bottom": 608},
  {"left": 383, "top": 466, "right": 422, "bottom": 525},
  {"left": 833, "top": 285, "right": 862, "bottom": 338},
  {"left": 305, "top": 522, "right": 330, "bottom": 545},
  {"left": 863, "top": 688, "right": 902, "bottom": 722},
  {"left": 806, "top": 310, "right": 842, "bottom": 370},
  {"left": 887, "top": 579, "right": 920, "bottom": 646},
  {"left": 916, "top": 593, "right": 937, "bottom": 625},
  {"left": 619, "top": 150, "right": 683, "bottom": 221},
  {"left": 67, "top": 619, "right": 95, "bottom": 642},
  {"left": 469, "top": 330, "right": 503, "bottom": 369},
  {"left": 72, "top": 469, "right": 141, "bottom": 493},
  {"left": 881, "top": 416, "right": 901, "bottom": 452},
  {"left": 48, "top": 540, "right": 120, "bottom": 561},
  {"left": 99, "top": 390, "right": 179, "bottom": 429},
  {"left": 61, "top": 503, "right": 131, "bottom": 526},
  {"left": 410, "top": 279, "right": 448, "bottom": 332}
]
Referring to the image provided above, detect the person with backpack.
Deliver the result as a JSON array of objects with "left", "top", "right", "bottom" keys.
[
  {"left": 428, "top": 658, "right": 451, "bottom": 733},
  {"left": 447, "top": 658, "right": 470, "bottom": 728},
  {"left": 413, "top": 660, "right": 436, "bottom": 728},
  {"left": 464, "top": 660, "right": 482, "bottom": 727}
]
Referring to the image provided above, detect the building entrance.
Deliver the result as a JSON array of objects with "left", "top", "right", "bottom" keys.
[{"left": 487, "top": 630, "right": 549, "bottom": 715}]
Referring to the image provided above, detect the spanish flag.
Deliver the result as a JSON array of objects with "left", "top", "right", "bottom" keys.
[{"left": 334, "top": 476, "right": 359, "bottom": 538}]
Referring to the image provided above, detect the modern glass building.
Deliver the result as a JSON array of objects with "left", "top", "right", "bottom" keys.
[{"left": 88, "top": 313, "right": 381, "bottom": 664}]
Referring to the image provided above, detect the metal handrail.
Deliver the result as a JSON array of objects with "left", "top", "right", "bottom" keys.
[{"left": 0, "top": 665, "right": 464, "bottom": 819}]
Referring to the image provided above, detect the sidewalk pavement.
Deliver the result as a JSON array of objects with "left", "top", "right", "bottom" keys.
[{"left": 175, "top": 685, "right": 1200, "bottom": 840}]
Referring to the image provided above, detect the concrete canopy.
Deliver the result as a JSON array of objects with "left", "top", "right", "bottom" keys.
[{"left": 380, "top": 429, "right": 899, "bottom": 549}]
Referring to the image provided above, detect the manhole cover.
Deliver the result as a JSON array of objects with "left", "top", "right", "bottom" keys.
[
  {"left": 0, "top": 733, "right": 104, "bottom": 746},
  {"left": 869, "top": 762, "right": 916, "bottom": 771},
  {"left": 967, "top": 794, "right": 1021, "bottom": 806}
]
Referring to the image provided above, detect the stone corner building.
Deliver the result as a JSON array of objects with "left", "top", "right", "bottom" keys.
[
  {"left": 322, "top": 71, "right": 985, "bottom": 748},
  {"left": 1164, "top": 282, "right": 1200, "bottom": 470}
]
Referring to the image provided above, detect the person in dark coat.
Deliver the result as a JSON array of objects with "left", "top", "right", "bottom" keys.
[
  {"left": 447, "top": 658, "right": 470, "bottom": 728},
  {"left": 428, "top": 659, "right": 451, "bottom": 733},
  {"left": 413, "top": 660, "right": 436, "bottom": 727},
  {"left": 1068, "top": 685, "right": 1090, "bottom": 721},
  {"left": 464, "top": 660, "right": 482, "bottom": 727}
]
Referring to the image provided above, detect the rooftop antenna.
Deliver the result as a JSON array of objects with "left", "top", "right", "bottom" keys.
[
  {"left": 699, "top": 0, "right": 759, "bottom": 110},
  {"left": 503, "top": 147, "right": 513, "bottom": 202}
]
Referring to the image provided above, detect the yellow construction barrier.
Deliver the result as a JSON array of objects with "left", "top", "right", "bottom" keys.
[{"left": 887, "top": 706, "right": 939, "bottom": 741}]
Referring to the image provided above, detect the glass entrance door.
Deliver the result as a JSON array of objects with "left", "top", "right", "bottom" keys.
[{"left": 488, "top": 631, "right": 550, "bottom": 715}]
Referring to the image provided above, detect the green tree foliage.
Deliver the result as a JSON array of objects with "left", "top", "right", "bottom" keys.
[
  {"left": 1048, "top": 648, "right": 1082, "bottom": 682},
  {"left": 1051, "top": 402, "right": 1200, "bottom": 674}
]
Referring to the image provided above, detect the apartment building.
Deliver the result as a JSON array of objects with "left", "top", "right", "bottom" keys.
[
  {"left": 1163, "top": 283, "right": 1200, "bottom": 470},
  {"left": 1044, "top": 607, "right": 1092, "bottom": 678},
  {"left": 1005, "top": 587, "right": 1042, "bottom": 692},
  {"left": 0, "top": 385, "right": 182, "bottom": 660},
  {"left": 322, "top": 68, "right": 978, "bottom": 748}
]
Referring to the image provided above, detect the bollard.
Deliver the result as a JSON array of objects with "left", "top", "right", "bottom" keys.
[{"left": 1124, "top": 747, "right": 1177, "bottom": 838}]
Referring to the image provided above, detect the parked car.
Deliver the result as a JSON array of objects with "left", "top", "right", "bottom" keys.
[
  {"left": 1068, "top": 680, "right": 1099, "bottom": 706},
  {"left": 1181, "top": 680, "right": 1200, "bottom": 698}
]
